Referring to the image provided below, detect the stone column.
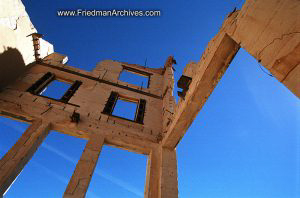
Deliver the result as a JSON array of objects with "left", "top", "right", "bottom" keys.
[
  {"left": 144, "top": 148, "right": 160, "bottom": 198},
  {"left": 0, "top": 119, "right": 50, "bottom": 196},
  {"left": 64, "top": 134, "right": 104, "bottom": 198},
  {"left": 145, "top": 146, "right": 178, "bottom": 198},
  {"left": 159, "top": 147, "right": 178, "bottom": 198}
]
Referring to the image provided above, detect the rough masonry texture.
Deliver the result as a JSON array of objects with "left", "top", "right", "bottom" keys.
[{"left": 0, "top": 0, "right": 299, "bottom": 197}]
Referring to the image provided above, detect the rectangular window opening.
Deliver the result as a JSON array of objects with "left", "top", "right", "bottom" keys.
[
  {"left": 119, "top": 67, "right": 150, "bottom": 88},
  {"left": 27, "top": 72, "right": 82, "bottom": 103},
  {"left": 0, "top": 116, "right": 30, "bottom": 159},
  {"left": 112, "top": 97, "right": 138, "bottom": 121},
  {"left": 39, "top": 80, "right": 72, "bottom": 100},
  {"left": 86, "top": 145, "right": 148, "bottom": 198},
  {"left": 102, "top": 92, "right": 146, "bottom": 124},
  {"left": 4, "top": 131, "right": 87, "bottom": 197}
]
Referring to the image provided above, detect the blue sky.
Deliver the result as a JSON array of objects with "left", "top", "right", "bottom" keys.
[{"left": 0, "top": 0, "right": 299, "bottom": 197}]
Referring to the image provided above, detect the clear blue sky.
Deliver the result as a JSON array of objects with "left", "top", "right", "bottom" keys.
[{"left": 0, "top": 0, "right": 299, "bottom": 197}]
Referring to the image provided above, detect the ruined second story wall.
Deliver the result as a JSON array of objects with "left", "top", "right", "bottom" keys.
[
  {"left": 92, "top": 60, "right": 165, "bottom": 96},
  {"left": 5, "top": 53, "right": 170, "bottom": 141}
]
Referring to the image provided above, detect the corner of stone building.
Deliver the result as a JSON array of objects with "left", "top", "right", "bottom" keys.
[
  {"left": 161, "top": 56, "right": 177, "bottom": 138},
  {"left": 0, "top": 0, "right": 54, "bottom": 90}
]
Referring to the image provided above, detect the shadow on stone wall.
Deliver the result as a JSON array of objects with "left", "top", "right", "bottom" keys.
[{"left": 0, "top": 47, "right": 26, "bottom": 90}]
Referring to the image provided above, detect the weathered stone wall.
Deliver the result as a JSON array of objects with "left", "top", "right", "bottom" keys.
[
  {"left": 92, "top": 60, "right": 165, "bottom": 96},
  {"left": 3, "top": 51, "right": 170, "bottom": 143},
  {"left": 0, "top": 0, "right": 53, "bottom": 89},
  {"left": 0, "top": 51, "right": 169, "bottom": 196},
  {"left": 223, "top": 0, "right": 300, "bottom": 96},
  {"left": 1, "top": 0, "right": 298, "bottom": 197}
]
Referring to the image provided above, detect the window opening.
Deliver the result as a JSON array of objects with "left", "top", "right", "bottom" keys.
[
  {"left": 103, "top": 92, "right": 146, "bottom": 123},
  {"left": 27, "top": 72, "right": 55, "bottom": 95},
  {"left": 0, "top": 116, "right": 29, "bottom": 159},
  {"left": 119, "top": 67, "right": 150, "bottom": 88},
  {"left": 112, "top": 98, "right": 138, "bottom": 121},
  {"left": 39, "top": 80, "right": 71, "bottom": 100},
  {"left": 86, "top": 145, "right": 147, "bottom": 198},
  {"left": 27, "top": 72, "right": 82, "bottom": 102},
  {"left": 4, "top": 131, "right": 86, "bottom": 197}
]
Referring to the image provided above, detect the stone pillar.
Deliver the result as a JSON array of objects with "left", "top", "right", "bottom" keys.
[
  {"left": 64, "top": 134, "right": 104, "bottom": 198},
  {"left": 145, "top": 147, "right": 178, "bottom": 198},
  {"left": 144, "top": 148, "right": 160, "bottom": 198},
  {"left": 160, "top": 147, "right": 178, "bottom": 198},
  {"left": 0, "top": 119, "right": 50, "bottom": 196}
]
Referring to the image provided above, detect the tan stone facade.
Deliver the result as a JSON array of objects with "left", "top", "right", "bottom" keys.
[
  {"left": 0, "top": 0, "right": 299, "bottom": 197},
  {"left": 0, "top": 51, "right": 177, "bottom": 197}
]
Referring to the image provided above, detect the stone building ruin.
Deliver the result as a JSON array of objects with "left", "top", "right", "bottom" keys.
[{"left": 0, "top": 0, "right": 299, "bottom": 197}]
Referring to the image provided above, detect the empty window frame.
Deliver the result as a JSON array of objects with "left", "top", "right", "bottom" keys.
[
  {"left": 40, "top": 80, "right": 71, "bottom": 100},
  {"left": 0, "top": 116, "right": 30, "bottom": 159},
  {"left": 86, "top": 145, "right": 148, "bottom": 197},
  {"left": 118, "top": 66, "right": 151, "bottom": 88},
  {"left": 27, "top": 72, "right": 82, "bottom": 103},
  {"left": 102, "top": 91, "right": 146, "bottom": 124},
  {"left": 113, "top": 98, "right": 137, "bottom": 121},
  {"left": 4, "top": 131, "right": 87, "bottom": 197}
]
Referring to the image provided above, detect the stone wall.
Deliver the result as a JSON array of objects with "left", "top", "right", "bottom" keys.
[
  {"left": 223, "top": 0, "right": 300, "bottom": 97},
  {"left": 0, "top": 0, "right": 53, "bottom": 89}
]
